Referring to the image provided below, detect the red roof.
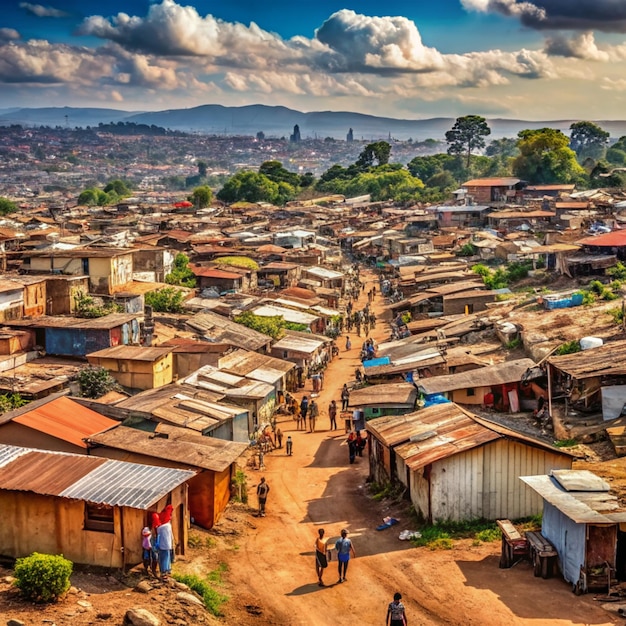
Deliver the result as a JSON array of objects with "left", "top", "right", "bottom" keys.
[
  {"left": 12, "top": 397, "right": 118, "bottom": 449},
  {"left": 190, "top": 266, "right": 242, "bottom": 280},
  {"left": 577, "top": 231, "right": 626, "bottom": 247}
]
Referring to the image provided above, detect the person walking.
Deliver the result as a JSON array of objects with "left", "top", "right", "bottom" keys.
[
  {"left": 328, "top": 400, "right": 337, "bottom": 430},
  {"left": 345, "top": 336, "right": 351, "bottom": 351},
  {"left": 256, "top": 477, "right": 270, "bottom": 517},
  {"left": 309, "top": 399, "right": 319, "bottom": 432},
  {"left": 275, "top": 427, "right": 283, "bottom": 449},
  {"left": 315, "top": 528, "right": 330, "bottom": 587},
  {"left": 300, "top": 396, "right": 309, "bottom": 431},
  {"left": 386, "top": 592, "right": 408, "bottom": 626},
  {"left": 286, "top": 435, "right": 293, "bottom": 456},
  {"left": 335, "top": 529, "right": 355, "bottom": 583},
  {"left": 341, "top": 384, "right": 350, "bottom": 411}
]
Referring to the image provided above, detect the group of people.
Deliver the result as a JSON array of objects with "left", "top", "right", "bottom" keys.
[
  {"left": 347, "top": 430, "right": 366, "bottom": 463},
  {"left": 141, "top": 504, "right": 176, "bottom": 581},
  {"left": 292, "top": 395, "right": 321, "bottom": 432}
]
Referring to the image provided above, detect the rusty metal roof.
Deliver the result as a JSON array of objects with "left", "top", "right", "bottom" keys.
[
  {"left": 417, "top": 358, "right": 536, "bottom": 395},
  {"left": 87, "top": 345, "right": 173, "bottom": 361},
  {"left": 348, "top": 383, "right": 417, "bottom": 408},
  {"left": 462, "top": 177, "right": 521, "bottom": 187},
  {"left": 548, "top": 340, "right": 626, "bottom": 379},
  {"left": 88, "top": 424, "right": 248, "bottom": 472},
  {"left": 0, "top": 444, "right": 194, "bottom": 509},
  {"left": 10, "top": 396, "right": 118, "bottom": 449},
  {"left": 186, "top": 311, "right": 271, "bottom": 351},
  {"left": 4, "top": 313, "right": 138, "bottom": 330}
]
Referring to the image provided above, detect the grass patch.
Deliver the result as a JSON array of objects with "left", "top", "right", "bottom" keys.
[
  {"left": 412, "top": 519, "right": 501, "bottom": 549},
  {"left": 506, "top": 337, "right": 522, "bottom": 350},
  {"left": 369, "top": 481, "right": 404, "bottom": 502},
  {"left": 206, "top": 562, "right": 228, "bottom": 585},
  {"left": 554, "top": 438, "right": 578, "bottom": 448},
  {"left": 172, "top": 573, "right": 228, "bottom": 616}
]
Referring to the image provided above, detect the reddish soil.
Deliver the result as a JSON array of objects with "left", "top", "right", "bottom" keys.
[{"left": 0, "top": 271, "right": 620, "bottom": 625}]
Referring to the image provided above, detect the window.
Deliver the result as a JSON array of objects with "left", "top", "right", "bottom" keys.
[
  {"left": 84, "top": 503, "right": 114, "bottom": 533},
  {"left": 466, "top": 388, "right": 476, "bottom": 397}
]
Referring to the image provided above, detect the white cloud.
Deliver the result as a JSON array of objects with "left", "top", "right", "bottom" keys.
[
  {"left": 0, "top": 28, "right": 20, "bottom": 41},
  {"left": 19, "top": 3, "right": 69, "bottom": 18}
]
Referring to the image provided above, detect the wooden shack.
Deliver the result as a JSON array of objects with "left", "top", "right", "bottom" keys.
[
  {"left": 88, "top": 423, "right": 248, "bottom": 529},
  {"left": 87, "top": 345, "right": 174, "bottom": 390},
  {"left": 0, "top": 444, "right": 193, "bottom": 569}
]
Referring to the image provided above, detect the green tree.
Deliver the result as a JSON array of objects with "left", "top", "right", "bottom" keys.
[
  {"left": 407, "top": 154, "right": 452, "bottom": 181},
  {"left": 197, "top": 160, "right": 208, "bottom": 177},
  {"left": 165, "top": 253, "right": 197, "bottom": 288},
  {"left": 103, "top": 179, "right": 131, "bottom": 197},
  {"left": 189, "top": 185, "right": 213, "bottom": 208},
  {"left": 355, "top": 141, "right": 391, "bottom": 168},
  {"left": 145, "top": 287, "right": 186, "bottom": 313},
  {"left": 76, "top": 366, "right": 118, "bottom": 399},
  {"left": 512, "top": 128, "right": 586, "bottom": 184},
  {"left": 77, "top": 188, "right": 112, "bottom": 206},
  {"left": 234, "top": 311, "right": 285, "bottom": 340},
  {"left": 445, "top": 115, "right": 491, "bottom": 168},
  {"left": 258, "top": 160, "right": 300, "bottom": 186},
  {"left": 569, "top": 121, "right": 610, "bottom": 162},
  {"left": 486, "top": 137, "right": 519, "bottom": 159},
  {"left": 0, "top": 197, "right": 18, "bottom": 216},
  {"left": 590, "top": 160, "right": 626, "bottom": 187},
  {"left": 217, "top": 170, "right": 293, "bottom": 205}
]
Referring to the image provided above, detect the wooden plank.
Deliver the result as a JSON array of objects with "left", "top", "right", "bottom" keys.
[
  {"left": 497, "top": 519, "right": 522, "bottom": 541},
  {"left": 526, "top": 531, "right": 558, "bottom": 558}
]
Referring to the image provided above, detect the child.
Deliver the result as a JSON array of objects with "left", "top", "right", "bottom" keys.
[{"left": 141, "top": 527, "right": 157, "bottom": 576}]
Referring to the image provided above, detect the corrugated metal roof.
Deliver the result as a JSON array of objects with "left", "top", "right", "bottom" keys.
[
  {"left": 348, "top": 383, "right": 416, "bottom": 408},
  {"left": 4, "top": 313, "right": 138, "bottom": 330},
  {"left": 271, "top": 334, "right": 326, "bottom": 354},
  {"left": 60, "top": 459, "right": 194, "bottom": 508},
  {"left": 12, "top": 397, "right": 118, "bottom": 449},
  {"left": 252, "top": 304, "right": 318, "bottom": 325},
  {"left": 577, "top": 231, "right": 626, "bottom": 247},
  {"left": 520, "top": 474, "right": 619, "bottom": 524},
  {"left": 186, "top": 311, "right": 271, "bottom": 351},
  {"left": 191, "top": 267, "right": 242, "bottom": 280},
  {"left": 463, "top": 177, "right": 521, "bottom": 187},
  {"left": 418, "top": 358, "right": 536, "bottom": 395},
  {"left": 87, "top": 345, "right": 173, "bottom": 361},
  {"left": 548, "top": 340, "right": 626, "bottom": 379},
  {"left": 88, "top": 424, "right": 248, "bottom": 473}
]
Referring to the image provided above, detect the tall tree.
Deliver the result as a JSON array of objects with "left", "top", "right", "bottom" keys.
[
  {"left": 356, "top": 141, "right": 391, "bottom": 168},
  {"left": 445, "top": 115, "right": 491, "bottom": 168},
  {"left": 512, "top": 128, "right": 586, "bottom": 184},
  {"left": 569, "top": 121, "right": 610, "bottom": 162},
  {"left": 189, "top": 185, "right": 212, "bottom": 208},
  {"left": 197, "top": 160, "right": 208, "bottom": 178}
]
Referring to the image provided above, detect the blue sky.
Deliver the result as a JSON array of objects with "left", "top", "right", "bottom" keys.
[{"left": 2, "top": 0, "right": 626, "bottom": 120}]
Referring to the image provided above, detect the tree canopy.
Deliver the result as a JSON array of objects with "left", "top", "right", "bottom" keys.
[
  {"left": 216, "top": 170, "right": 295, "bottom": 205},
  {"left": 189, "top": 185, "right": 213, "bottom": 208},
  {"left": 445, "top": 115, "right": 491, "bottom": 168},
  {"left": 569, "top": 121, "right": 610, "bottom": 162},
  {"left": 0, "top": 197, "right": 18, "bottom": 216},
  {"left": 355, "top": 142, "right": 391, "bottom": 168},
  {"left": 512, "top": 128, "right": 585, "bottom": 184}
]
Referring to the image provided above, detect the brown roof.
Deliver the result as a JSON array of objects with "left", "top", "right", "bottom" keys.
[
  {"left": 462, "top": 177, "right": 521, "bottom": 187},
  {"left": 190, "top": 267, "right": 242, "bottom": 280},
  {"left": 548, "top": 340, "right": 626, "bottom": 379},
  {"left": 348, "top": 382, "right": 417, "bottom": 408},
  {"left": 87, "top": 345, "right": 173, "bottom": 362}
]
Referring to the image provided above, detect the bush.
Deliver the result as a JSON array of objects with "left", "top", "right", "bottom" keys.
[
  {"left": 14, "top": 552, "right": 73, "bottom": 602},
  {"left": 76, "top": 366, "right": 118, "bottom": 398},
  {"left": 145, "top": 287, "right": 186, "bottom": 313},
  {"left": 172, "top": 573, "right": 227, "bottom": 616},
  {"left": 555, "top": 340, "right": 581, "bottom": 355}
]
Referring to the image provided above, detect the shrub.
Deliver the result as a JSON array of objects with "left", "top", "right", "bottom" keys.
[
  {"left": 215, "top": 256, "right": 259, "bottom": 271},
  {"left": 166, "top": 253, "right": 196, "bottom": 288},
  {"left": 145, "top": 287, "right": 186, "bottom": 313},
  {"left": 555, "top": 340, "right": 581, "bottom": 355},
  {"left": 609, "top": 307, "right": 625, "bottom": 325},
  {"left": 74, "top": 291, "right": 122, "bottom": 318},
  {"left": 172, "top": 573, "right": 227, "bottom": 616},
  {"left": 14, "top": 552, "right": 72, "bottom": 602},
  {"left": 607, "top": 261, "right": 626, "bottom": 281},
  {"left": 457, "top": 243, "right": 477, "bottom": 257},
  {"left": 76, "top": 366, "right": 118, "bottom": 398}
]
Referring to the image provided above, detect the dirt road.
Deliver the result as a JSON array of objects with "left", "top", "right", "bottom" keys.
[{"left": 216, "top": 271, "right": 617, "bottom": 626}]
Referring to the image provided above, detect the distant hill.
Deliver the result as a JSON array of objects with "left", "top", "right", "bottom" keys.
[{"left": 2, "top": 104, "right": 626, "bottom": 141}]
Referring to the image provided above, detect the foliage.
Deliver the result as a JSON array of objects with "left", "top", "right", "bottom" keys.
[
  {"left": 189, "top": 185, "right": 213, "bottom": 208},
  {"left": 145, "top": 287, "right": 186, "bottom": 313},
  {"left": 103, "top": 179, "right": 131, "bottom": 197},
  {"left": 472, "top": 261, "right": 532, "bottom": 290},
  {"left": 0, "top": 393, "right": 28, "bottom": 414},
  {"left": 217, "top": 170, "right": 295, "bottom": 205},
  {"left": 76, "top": 366, "right": 118, "bottom": 398},
  {"left": 356, "top": 141, "right": 391, "bottom": 168},
  {"left": 369, "top": 481, "right": 405, "bottom": 502},
  {"left": 165, "top": 253, "right": 196, "bottom": 288},
  {"left": 457, "top": 243, "right": 477, "bottom": 257},
  {"left": 74, "top": 291, "right": 122, "bottom": 318},
  {"left": 569, "top": 121, "right": 610, "bottom": 162},
  {"left": 445, "top": 115, "right": 491, "bottom": 168},
  {"left": 554, "top": 438, "right": 578, "bottom": 447},
  {"left": 486, "top": 137, "right": 519, "bottom": 159},
  {"left": 232, "top": 469, "right": 248, "bottom": 504},
  {"left": 555, "top": 340, "right": 581, "bottom": 355},
  {"left": 0, "top": 197, "right": 18, "bottom": 216},
  {"left": 475, "top": 528, "right": 502, "bottom": 543},
  {"left": 234, "top": 311, "right": 286, "bottom": 340},
  {"left": 589, "top": 279, "right": 619, "bottom": 300},
  {"left": 216, "top": 256, "right": 259, "bottom": 271},
  {"left": 172, "top": 572, "right": 228, "bottom": 616},
  {"left": 258, "top": 160, "right": 301, "bottom": 187},
  {"left": 607, "top": 262, "right": 626, "bottom": 281},
  {"left": 14, "top": 552, "right": 73, "bottom": 602},
  {"left": 512, "top": 128, "right": 586, "bottom": 184},
  {"left": 608, "top": 307, "right": 625, "bottom": 325},
  {"left": 412, "top": 519, "right": 500, "bottom": 550},
  {"left": 78, "top": 187, "right": 118, "bottom": 206},
  {"left": 506, "top": 338, "right": 522, "bottom": 350}
]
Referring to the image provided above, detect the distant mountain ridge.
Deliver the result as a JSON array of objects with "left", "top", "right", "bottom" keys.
[{"left": 2, "top": 104, "right": 626, "bottom": 140}]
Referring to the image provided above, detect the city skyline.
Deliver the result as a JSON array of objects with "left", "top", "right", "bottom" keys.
[{"left": 2, "top": 1, "right": 626, "bottom": 121}]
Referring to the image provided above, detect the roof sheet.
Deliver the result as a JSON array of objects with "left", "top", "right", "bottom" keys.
[
  {"left": 11, "top": 397, "right": 118, "bottom": 449},
  {"left": 252, "top": 304, "right": 318, "bottom": 325},
  {"left": 418, "top": 358, "right": 536, "bottom": 395},
  {"left": 348, "top": 382, "right": 417, "bottom": 408},
  {"left": 87, "top": 346, "right": 173, "bottom": 361},
  {"left": 463, "top": 177, "right": 521, "bottom": 187},
  {"left": 548, "top": 340, "right": 626, "bottom": 379},
  {"left": 88, "top": 425, "right": 247, "bottom": 472},
  {"left": 186, "top": 311, "right": 271, "bottom": 351},
  {"left": 577, "top": 231, "right": 626, "bottom": 247}
]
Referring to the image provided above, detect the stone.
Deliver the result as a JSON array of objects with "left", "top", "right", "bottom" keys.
[
  {"left": 7, "top": 619, "right": 26, "bottom": 626},
  {"left": 173, "top": 581, "right": 189, "bottom": 591},
  {"left": 135, "top": 580, "right": 153, "bottom": 594},
  {"left": 124, "top": 608, "right": 160, "bottom": 626},
  {"left": 176, "top": 592, "right": 204, "bottom": 608},
  {"left": 96, "top": 613, "right": 113, "bottom": 620},
  {"left": 3, "top": 576, "right": 16, "bottom": 584},
  {"left": 77, "top": 600, "right": 92, "bottom": 609}
]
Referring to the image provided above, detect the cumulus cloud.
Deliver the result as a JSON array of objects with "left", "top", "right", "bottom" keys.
[
  {"left": 19, "top": 3, "right": 69, "bottom": 18},
  {"left": 461, "top": 0, "right": 626, "bottom": 33},
  {"left": 0, "top": 28, "right": 20, "bottom": 41},
  {"left": 544, "top": 31, "right": 609, "bottom": 60}
]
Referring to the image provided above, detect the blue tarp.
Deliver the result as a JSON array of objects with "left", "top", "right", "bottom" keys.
[
  {"left": 423, "top": 393, "right": 451, "bottom": 407},
  {"left": 363, "top": 356, "right": 391, "bottom": 368},
  {"left": 543, "top": 293, "right": 583, "bottom": 310}
]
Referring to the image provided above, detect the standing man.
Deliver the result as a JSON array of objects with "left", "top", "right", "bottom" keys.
[
  {"left": 286, "top": 435, "right": 293, "bottom": 456},
  {"left": 315, "top": 528, "right": 330, "bottom": 587},
  {"left": 256, "top": 477, "right": 270, "bottom": 517},
  {"left": 300, "top": 395, "right": 309, "bottom": 431},
  {"left": 309, "top": 399, "right": 319, "bottom": 432},
  {"left": 341, "top": 384, "right": 350, "bottom": 411},
  {"left": 386, "top": 592, "right": 408, "bottom": 626},
  {"left": 335, "top": 529, "right": 356, "bottom": 583},
  {"left": 328, "top": 400, "right": 338, "bottom": 430},
  {"left": 275, "top": 427, "right": 283, "bottom": 449}
]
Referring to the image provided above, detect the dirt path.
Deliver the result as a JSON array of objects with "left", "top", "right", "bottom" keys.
[{"left": 217, "top": 270, "right": 617, "bottom": 626}]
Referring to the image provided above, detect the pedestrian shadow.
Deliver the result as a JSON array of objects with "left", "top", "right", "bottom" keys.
[
  {"left": 286, "top": 582, "right": 333, "bottom": 596},
  {"left": 305, "top": 436, "right": 349, "bottom": 469}
]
